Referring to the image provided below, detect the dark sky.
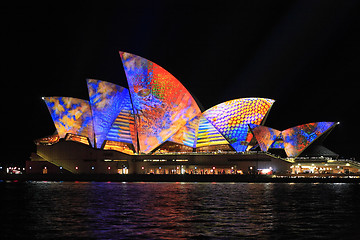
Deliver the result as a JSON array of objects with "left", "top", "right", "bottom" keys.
[{"left": 3, "top": 0, "right": 360, "bottom": 163}]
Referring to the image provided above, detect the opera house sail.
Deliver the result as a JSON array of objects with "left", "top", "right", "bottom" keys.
[
  {"left": 250, "top": 122, "right": 338, "bottom": 158},
  {"left": 203, "top": 98, "right": 275, "bottom": 152},
  {"left": 119, "top": 52, "right": 201, "bottom": 153},
  {"left": 43, "top": 97, "right": 95, "bottom": 146},
  {"left": 33, "top": 51, "right": 342, "bottom": 174}
]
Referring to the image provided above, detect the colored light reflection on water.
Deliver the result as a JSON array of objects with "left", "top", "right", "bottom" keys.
[{"left": 1, "top": 182, "right": 360, "bottom": 239}]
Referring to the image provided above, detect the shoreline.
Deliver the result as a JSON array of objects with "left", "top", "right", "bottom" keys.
[{"left": 1, "top": 173, "right": 360, "bottom": 183}]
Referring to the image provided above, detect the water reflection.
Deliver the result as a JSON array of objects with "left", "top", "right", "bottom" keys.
[{"left": 1, "top": 182, "right": 360, "bottom": 239}]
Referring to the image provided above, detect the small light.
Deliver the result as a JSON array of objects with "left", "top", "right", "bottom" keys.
[
  {"left": 91, "top": 166, "right": 95, "bottom": 170},
  {"left": 75, "top": 166, "right": 79, "bottom": 170},
  {"left": 59, "top": 166, "right": 63, "bottom": 170},
  {"left": 141, "top": 166, "right": 144, "bottom": 170},
  {"left": 108, "top": 166, "right": 111, "bottom": 170}
]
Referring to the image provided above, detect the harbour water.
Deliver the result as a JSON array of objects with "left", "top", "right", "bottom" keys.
[{"left": 1, "top": 181, "right": 360, "bottom": 239}]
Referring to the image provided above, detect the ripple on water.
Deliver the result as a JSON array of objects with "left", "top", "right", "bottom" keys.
[{"left": 1, "top": 182, "right": 360, "bottom": 239}]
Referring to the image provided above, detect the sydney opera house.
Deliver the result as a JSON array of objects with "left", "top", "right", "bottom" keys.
[{"left": 29, "top": 51, "right": 357, "bottom": 175}]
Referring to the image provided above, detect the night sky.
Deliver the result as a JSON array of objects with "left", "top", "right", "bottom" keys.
[{"left": 3, "top": 1, "right": 360, "bottom": 163}]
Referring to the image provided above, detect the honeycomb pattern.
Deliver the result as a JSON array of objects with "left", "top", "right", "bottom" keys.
[{"left": 203, "top": 98, "right": 275, "bottom": 151}]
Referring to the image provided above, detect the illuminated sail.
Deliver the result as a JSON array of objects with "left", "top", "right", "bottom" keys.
[
  {"left": 87, "top": 79, "right": 130, "bottom": 148},
  {"left": 250, "top": 124, "right": 281, "bottom": 152},
  {"left": 120, "top": 51, "right": 201, "bottom": 153},
  {"left": 43, "top": 97, "right": 94, "bottom": 146},
  {"left": 203, "top": 98, "right": 274, "bottom": 152},
  {"left": 282, "top": 122, "right": 337, "bottom": 158}
]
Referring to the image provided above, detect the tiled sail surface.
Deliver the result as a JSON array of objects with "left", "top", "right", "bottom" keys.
[
  {"left": 203, "top": 98, "right": 274, "bottom": 152},
  {"left": 250, "top": 124, "right": 281, "bottom": 152},
  {"left": 270, "top": 134, "right": 285, "bottom": 149},
  {"left": 196, "top": 115, "right": 229, "bottom": 148},
  {"left": 282, "top": 122, "right": 336, "bottom": 158},
  {"left": 168, "top": 115, "right": 201, "bottom": 148},
  {"left": 105, "top": 90, "right": 135, "bottom": 145},
  {"left": 87, "top": 79, "right": 129, "bottom": 148},
  {"left": 43, "top": 97, "right": 94, "bottom": 146},
  {"left": 120, "top": 51, "right": 201, "bottom": 153}
]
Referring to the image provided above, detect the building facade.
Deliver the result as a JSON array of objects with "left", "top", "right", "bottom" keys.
[{"left": 30, "top": 51, "right": 349, "bottom": 175}]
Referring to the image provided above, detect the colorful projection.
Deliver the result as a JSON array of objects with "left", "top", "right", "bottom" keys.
[
  {"left": 203, "top": 98, "right": 274, "bottom": 152},
  {"left": 270, "top": 136, "right": 285, "bottom": 149},
  {"left": 249, "top": 122, "right": 337, "bottom": 157},
  {"left": 65, "top": 133, "right": 91, "bottom": 145},
  {"left": 282, "top": 122, "right": 336, "bottom": 158},
  {"left": 43, "top": 97, "right": 95, "bottom": 146},
  {"left": 196, "top": 116, "right": 229, "bottom": 148},
  {"left": 39, "top": 51, "right": 339, "bottom": 158},
  {"left": 103, "top": 140, "right": 134, "bottom": 155},
  {"left": 250, "top": 124, "right": 281, "bottom": 152},
  {"left": 87, "top": 79, "right": 130, "bottom": 148},
  {"left": 34, "top": 133, "right": 60, "bottom": 145},
  {"left": 105, "top": 91, "right": 135, "bottom": 145},
  {"left": 168, "top": 115, "right": 201, "bottom": 148},
  {"left": 120, "top": 51, "right": 201, "bottom": 153}
]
